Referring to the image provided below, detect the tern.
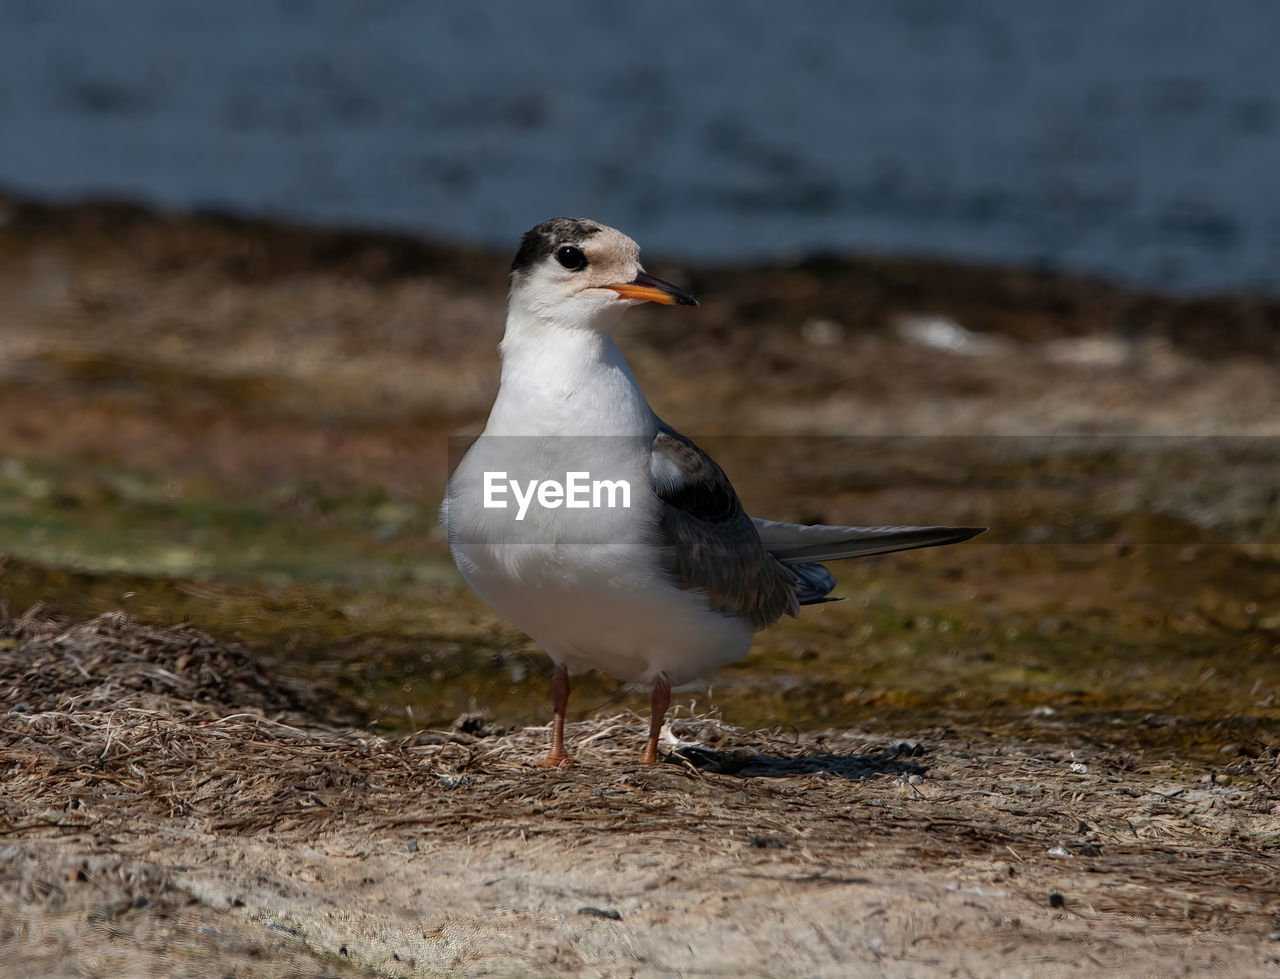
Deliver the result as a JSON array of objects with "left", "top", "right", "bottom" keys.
[{"left": 443, "top": 218, "right": 984, "bottom": 766}]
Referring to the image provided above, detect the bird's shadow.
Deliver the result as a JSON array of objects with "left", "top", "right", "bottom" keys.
[{"left": 671, "top": 744, "right": 928, "bottom": 781}]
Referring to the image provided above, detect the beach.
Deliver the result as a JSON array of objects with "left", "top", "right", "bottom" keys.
[{"left": 2, "top": 197, "right": 1279, "bottom": 975}]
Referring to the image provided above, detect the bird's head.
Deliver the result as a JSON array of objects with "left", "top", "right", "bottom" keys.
[{"left": 507, "top": 218, "right": 696, "bottom": 330}]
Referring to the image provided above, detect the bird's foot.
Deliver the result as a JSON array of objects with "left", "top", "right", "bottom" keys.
[
  {"left": 536, "top": 752, "right": 574, "bottom": 768},
  {"left": 639, "top": 744, "right": 660, "bottom": 766}
]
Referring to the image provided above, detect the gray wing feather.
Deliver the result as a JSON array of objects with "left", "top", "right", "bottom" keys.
[
  {"left": 753, "top": 519, "right": 986, "bottom": 564},
  {"left": 650, "top": 428, "right": 798, "bottom": 630}
]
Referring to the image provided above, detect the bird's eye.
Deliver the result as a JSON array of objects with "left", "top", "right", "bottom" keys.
[{"left": 555, "top": 245, "right": 588, "bottom": 271}]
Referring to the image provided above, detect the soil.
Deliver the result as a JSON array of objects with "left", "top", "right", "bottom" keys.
[{"left": 2, "top": 195, "right": 1280, "bottom": 976}]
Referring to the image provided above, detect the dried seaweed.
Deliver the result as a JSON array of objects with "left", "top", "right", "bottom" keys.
[{"left": 3, "top": 609, "right": 1279, "bottom": 975}]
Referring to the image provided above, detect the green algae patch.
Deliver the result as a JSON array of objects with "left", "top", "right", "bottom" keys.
[
  {"left": 5, "top": 435, "right": 1280, "bottom": 766},
  {"left": 5, "top": 436, "right": 1278, "bottom": 769}
]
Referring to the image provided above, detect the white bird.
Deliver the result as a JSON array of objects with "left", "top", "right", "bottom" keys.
[{"left": 443, "top": 218, "right": 983, "bottom": 766}]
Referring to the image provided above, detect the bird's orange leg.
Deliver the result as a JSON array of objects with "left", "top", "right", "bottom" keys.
[
  {"left": 640, "top": 672, "right": 671, "bottom": 765},
  {"left": 537, "top": 664, "right": 574, "bottom": 767}
]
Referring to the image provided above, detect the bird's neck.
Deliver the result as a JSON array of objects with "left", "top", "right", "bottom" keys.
[{"left": 487, "top": 312, "right": 656, "bottom": 437}]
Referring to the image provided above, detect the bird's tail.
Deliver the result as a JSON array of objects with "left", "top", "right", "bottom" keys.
[{"left": 788, "top": 561, "right": 840, "bottom": 606}]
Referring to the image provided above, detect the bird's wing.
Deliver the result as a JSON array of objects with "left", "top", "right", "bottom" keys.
[
  {"left": 753, "top": 519, "right": 986, "bottom": 564},
  {"left": 650, "top": 427, "right": 798, "bottom": 630}
]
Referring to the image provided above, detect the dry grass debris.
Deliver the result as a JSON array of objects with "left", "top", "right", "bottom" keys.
[{"left": 3, "top": 610, "right": 1280, "bottom": 975}]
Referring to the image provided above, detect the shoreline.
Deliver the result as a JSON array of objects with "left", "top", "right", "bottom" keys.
[{"left": 4, "top": 190, "right": 1280, "bottom": 350}]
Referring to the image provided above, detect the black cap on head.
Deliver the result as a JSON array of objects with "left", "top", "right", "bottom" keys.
[{"left": 510, "top": 218, "right": 603, "bottom": 279}]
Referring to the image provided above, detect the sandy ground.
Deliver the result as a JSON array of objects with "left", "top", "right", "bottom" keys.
[
  {"left": 2, "top": 197, "right": 1280, "bottom": 975},
  {"left": 4, "top": 612, "right": 1279, "bottom": 978}
]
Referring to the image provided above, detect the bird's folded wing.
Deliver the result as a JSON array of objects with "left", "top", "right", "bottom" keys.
[
  {"left": 753, "top": 519, "right": 986, "bottom": 564},
  {"left": 650, "top": 427, "right": 798, "bottom": 630}
]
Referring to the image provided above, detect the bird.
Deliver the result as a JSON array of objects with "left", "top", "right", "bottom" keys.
[{"left": 442, "top": 218, "right": 984, "bottom": 767}]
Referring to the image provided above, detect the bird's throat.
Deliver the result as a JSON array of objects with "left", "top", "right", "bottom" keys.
[{"left": 492, "top": 324, "right": 655, "bottom": 438}]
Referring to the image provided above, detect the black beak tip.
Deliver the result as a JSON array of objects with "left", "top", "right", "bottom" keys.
[{"left": 632, "top": 269, "right": 698, "bottom": 308}]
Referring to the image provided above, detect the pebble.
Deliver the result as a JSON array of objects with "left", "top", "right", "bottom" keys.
[
  {"left": 1198, "top": 773, "right": 1234, "bottom": 786},
  {"left": 578, "top": 906, "right": 622, "bottom": 921}
]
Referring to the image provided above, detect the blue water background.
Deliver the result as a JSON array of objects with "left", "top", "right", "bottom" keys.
[{"left": 0, "top": 0, "right": 1277, "bottom": 294}]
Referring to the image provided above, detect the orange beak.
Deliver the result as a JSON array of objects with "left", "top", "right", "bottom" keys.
[{"left": 606, "top": 270, "right": 697, "bottom": 306}]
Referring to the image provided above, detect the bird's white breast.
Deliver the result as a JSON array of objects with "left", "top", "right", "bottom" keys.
[{"left": 443, "top": 320, "right": 752, "bottom": 683}]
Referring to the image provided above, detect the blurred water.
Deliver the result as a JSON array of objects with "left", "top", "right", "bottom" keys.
[{"left": 0, "top": 0, "right": 1277, "bottom": 294}]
